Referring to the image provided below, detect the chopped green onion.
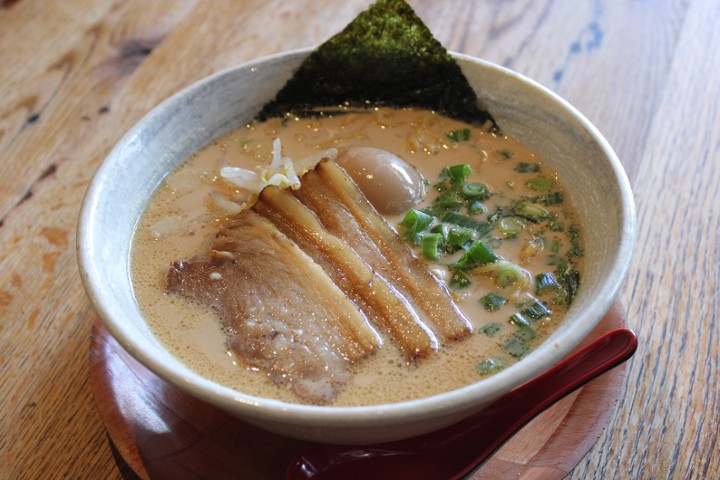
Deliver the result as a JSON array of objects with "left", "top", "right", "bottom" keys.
[
  {"left": 519, "top": 299, "right": 551, "bottom": 320},
  {"left": 486, "top": 206, "right": 506, "bottom": 223},
  {"left": 455, "top": 241, "right": 499, "bottom": 270},
  {"left": 430, "top": 223, "right": 449, "bottom": 236},
  {"left": 449, "top": 269, "right": 471, "bottom": 289},
  {"left": 525, "top": 177, "right": 553, "bottom": 192},
  {"left": 477, "top": 356, "right": 507, "bottom": 375},
  {"left": 514, "top": 324, "right": 538, "bottom": 342},
  {"left": 446, "top": 226, "right": 473, "bottom": 248},
  {"left": 479, "top": 322, "right": 503, "bottom": 337},
  {"left": 535, "top": 272, "right": 562, "bottom": 295},
  {"left": 510, "top": 312, "right": 532, "bottom": 328},
  {"left": 461, "top": 182, "right": 488, "bottom": 199},
  {"left": 551, "top": 239, "right": 561, "bottom": 254},
  {"left": 467, "top": 200, "right": 485, "bottom": 215},
  {"left": 527, "top": 192, "right": 564, "bottom": 205},
  {"left": 400, "top": 209, "right": 434, "bottom": 243},
  {"left": 400, "top": 209, "right": 434, "bottom": 230},
  {"left": 564, "top": 270, "right": 580, "bottom": 302},
  {"left": 424, "top": 191, "right": 465, "bottom": 216},
  {"left": 503, "top": 337, "right": 530, "bottom": 358},
  {"left": 480, "top": 293, "right": 506, "bottom": 312},
  {"left": 443, "top": 225, "right": 469, "bottom": 254},
  {"left": 474, "top": 261, "right": 531, "bottom": 289},
  {"left": 445, "top": 128, "right": 471, "bottom": 142},
  {"left": 433, "top": 181, "right": 449, "bottom": 192},
  {"left": 503, "top": 324, "right": 538, "bottom": 358},
  {"left": 555, "top": 260, "right": 580, "bottom": 305},
  {"left": 512, "top": 202, "right": 550, "bottom": 222},
  {"left": 495, "top": 216, "right": 526, "bottom": 237},
  {"left": 514, "top": 162, "right": 540, "bottom": 173},
  {"left": 421, "top": 232, "right": 443, "bottom": 260},
  {"left": 441, "top": 211, "right": 493, "bottom": 235},
  {"left": 496, "top": 261, "right": 529, "bottom": 288},
  {"left": 446, "top": 164, "right": 473, "bottom": 184},
  {"left": 546, "top": 192, "right": 565, "bottom": 205},
  {"left": 548, "top": 220, "right": 565, "bottom": 232},
  {"left": 568, "top": 225, "right": 583, "bottom": 257},
  {"left": 496, "top": 148, "right": 513, "bottom": 159}
]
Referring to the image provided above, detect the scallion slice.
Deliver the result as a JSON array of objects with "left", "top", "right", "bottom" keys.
[
  {"left": 421, "top": 232, "right": 443, "bottom": 260},
  {"left": 467, "top": 200, "right": 485, "bottom": 215},
  {"left": 461, "top": 182, "right": 487, "bottom": 199},
  {"left": 455, "top": 240, "right": 499, "bottom": 269},
  {"left": 525, "top": 177, "right": 553, "bottom": 192},
  {"left": 495, "top": 261, "right": 528, "bottom": 288},
  {"left": 441, "top": 211, "right": 492, "bottom": 235},
  {"left": 512, "top": 202, "right": 550, "bottom": 222},
  {"left": 479, "top": 322, "right": 503, "bottom": 337},
  {"left": 514, "top": 162, "right": 540, "bottom": 173},
  {"left": 424, "top": 191, "right": 465, "bottom": 217},
  {"left": 449, "top": 269, "right": 471, "bottom": 289},
  {"left": 535, "top": 272, "right": 562, "bottom": 294},
  {"left": 555, "top": 260, "right": 580, "bottom": 305},
  {"left": 399, "top": 209, "right": 434, "bottom": 244},
  {"left": 514, "top": 324, "right": 538, "bottom": 342},
  {"left": 476, "top": 356, "right": 507, "bottom": 376},
  {"left": 446, "top": 226, "right": 473, "bottom": 248},
  {"left": 527, "top": 191, "right": 564, "bottom": 206},
  {"left": 480, "top": 293, "right": 506, "bottom": 312},
  {"left": 446, "top": 164, "right": 473, "bottom": 184},
  {"left": 516, "top": 299, "right": 551, "bottom": 320},
  {"left": 495, "top": 216, "right": 526, "bottom": 237},
  {"left": 503, "top": 337, "right": 529, "bottom": 358},
  {"left": 445, "top": 128, "right": 471, "bottom": 142}
]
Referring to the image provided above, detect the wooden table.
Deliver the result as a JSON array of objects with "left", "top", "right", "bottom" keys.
[{"left": 1, "top": 1, "right": 717, "bottom": 478}]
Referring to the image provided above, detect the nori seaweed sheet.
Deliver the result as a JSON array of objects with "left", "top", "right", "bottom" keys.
[{"left": 255, "top": 0, "right": 499, "bottom": 132}]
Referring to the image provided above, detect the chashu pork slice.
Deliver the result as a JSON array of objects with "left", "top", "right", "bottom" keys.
[
  {"left": 166, "top": 209, "right": 381, "bottom": 404},
  {"left": 255, "top": 185, "right": 437, "bottom": 360},
  {"left": 294, "top": 159, "right": 473, "bottom": 343}
]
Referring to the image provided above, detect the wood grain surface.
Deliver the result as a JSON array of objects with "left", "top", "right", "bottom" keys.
[{"left": 0, "top": 1, "right": 718, "bottom": 479}]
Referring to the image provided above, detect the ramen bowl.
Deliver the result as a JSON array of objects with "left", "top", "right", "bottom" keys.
[{"left": 77, "top": 49, "right": 635, "bottom": 444}]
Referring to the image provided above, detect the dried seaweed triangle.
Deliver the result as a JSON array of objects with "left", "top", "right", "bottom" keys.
[{"left": 256, "top": 0, "right": 499, "bottom": 132}]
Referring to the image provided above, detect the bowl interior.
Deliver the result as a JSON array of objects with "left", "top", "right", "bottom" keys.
[{"left": 78, "top": 49, "right": 635, "bottom": 444}]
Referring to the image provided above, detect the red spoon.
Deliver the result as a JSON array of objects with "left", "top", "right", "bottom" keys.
[{"left": 286, "top": 328, "right": 637, "bottom": 480}]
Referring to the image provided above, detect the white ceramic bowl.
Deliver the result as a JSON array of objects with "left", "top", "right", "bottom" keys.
[{"left": 77, "top": 49, "right": 636, "bottom": 445}]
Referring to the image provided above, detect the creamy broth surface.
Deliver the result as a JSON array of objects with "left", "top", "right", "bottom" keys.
[{"left": 131, "top": 108, "right": 583, "bottom": 406}]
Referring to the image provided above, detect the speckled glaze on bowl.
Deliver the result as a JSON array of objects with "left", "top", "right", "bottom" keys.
[{"left": 77, "top": 49, "right": 636, "bottom": 445}]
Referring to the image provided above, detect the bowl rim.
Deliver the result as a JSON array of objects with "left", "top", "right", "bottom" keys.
[{"left": 77, "top": 47, "right": 636, "bottom": 430}]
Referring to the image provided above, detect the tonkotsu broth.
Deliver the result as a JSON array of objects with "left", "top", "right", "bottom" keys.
[{"left": 131, "top": 108, "right": 583, "bottom": 406}]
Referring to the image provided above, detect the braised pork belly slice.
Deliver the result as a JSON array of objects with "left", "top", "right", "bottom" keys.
[
  {"left": 166, "top": 210, "right": 380, "bottom": 404},
  {"left": 295, "top": 159, "right": 473, "bottom": 343},
  {"left": 255, "top": 185, "right": 437, "bottom": 359}
]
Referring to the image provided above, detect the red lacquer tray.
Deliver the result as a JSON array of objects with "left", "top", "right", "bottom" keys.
[{"left": 89, "top": 306, "right": 628, "bottom": 480}]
